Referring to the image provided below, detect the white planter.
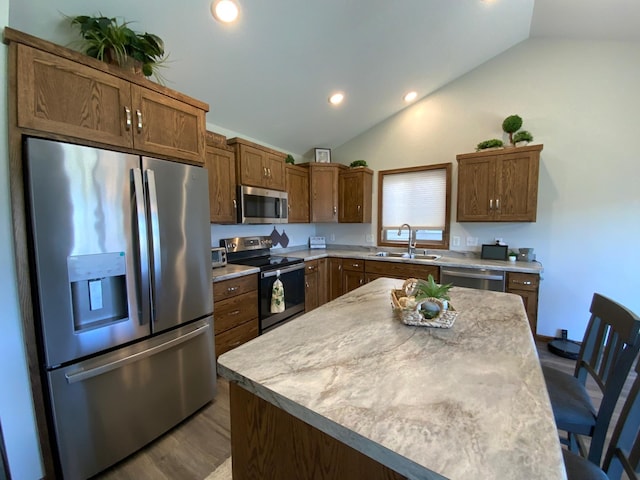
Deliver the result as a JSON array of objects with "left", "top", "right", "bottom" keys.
[{"left": 509, "top": 256, "right": 517, "bottom": 262}]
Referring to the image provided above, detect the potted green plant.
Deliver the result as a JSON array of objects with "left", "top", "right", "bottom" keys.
[
  {"left": 285, "top": 154, "right": 295, "bottom": 165},
  {"left": 70, "top": 15, "right": 167, "bottom": 81},
  {"left": 349, "top": 160, "right": 368, "bottom": 168},
  {"left": 476, "top": 139, "right": 504, "bottom": 151},
  {"left": 413, "top": 274, "right": 453, "bottom": 318},
  {"left": 508, "top": 251, "right": 518, "bottom": 262},
  {"left": 513, "top": 130, "right": 533, "bottom": 146},
  {"left": 502, "top": 114, "right": 523, "bottom": 146}
]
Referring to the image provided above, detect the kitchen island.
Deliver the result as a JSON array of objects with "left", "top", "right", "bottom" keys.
[{"left": 217, "top": 277, "right": 565, "bottom": 479}]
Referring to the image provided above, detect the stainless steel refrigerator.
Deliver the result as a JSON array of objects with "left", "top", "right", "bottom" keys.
[{"left": 24, "top": 137, "right": 216, "bottom": 479}]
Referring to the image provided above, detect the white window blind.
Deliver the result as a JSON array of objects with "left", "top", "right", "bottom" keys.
[{"left": 382, "top": 169, "right": 447, "bottom": 229}]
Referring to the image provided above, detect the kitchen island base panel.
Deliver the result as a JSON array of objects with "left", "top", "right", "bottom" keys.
[{"left": 229, "top": 382, "right": 409, "bottom": 480}]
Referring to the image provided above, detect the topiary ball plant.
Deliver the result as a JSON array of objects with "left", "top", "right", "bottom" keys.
[
  {"left": 513, "top": 130, "right": 533, "bottom": 145},
  {"left": 502, "top": 115, "right": 523, "bottom": 145},
  {"left": 476, "top": 139, "right": 504, "bottom": 151}
]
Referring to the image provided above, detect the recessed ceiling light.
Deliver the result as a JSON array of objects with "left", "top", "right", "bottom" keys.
[
  {"left": 211, "top": 0, "right": 240, "bottom": 23},
  {"left": 403, "top": 91, "right": 418, "bottom": 102},
  {"left": 328, "top": 92, "right": 344, "bottom": 105}
]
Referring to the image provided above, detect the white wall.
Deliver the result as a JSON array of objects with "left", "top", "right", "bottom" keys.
[
  {"left": 331, "top": 38, "right": 640, "bottom": 339},
  {"left": 0, "top": 0, "right": 45, "bottom": 478}
]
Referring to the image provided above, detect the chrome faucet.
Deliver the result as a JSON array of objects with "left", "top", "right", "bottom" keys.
[{"left": 398, "top": 223, "right": 416, "bottom": 257}]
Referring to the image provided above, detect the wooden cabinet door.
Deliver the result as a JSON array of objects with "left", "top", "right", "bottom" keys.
[
  {"left": 494, "top": 151, "right": 539, "bottom": 222},
  {"left": 457, "top": 156, "right": 494, "bottom": 221},
  {"left": 329, "top": 258, "right": 343, "bottom": 301},
  {"left": 310, "top": 165, "right": 339, "bottom": 222},
  {"left": 457, "top": 145, "right": 542, "bottom": 222},
  {"left": 507, "top": 272, "right": 540, "bottom": 335},
  {"left": 317, "top": 258, "right": 328, "bottom": 306},
  {"left": 131, "top": 86, "right": 206, "bottom": 164},
  {"left": 343, "top": 270, "right": 365, "bottom": 294},
  {"left": 339, "top": 168, "right": 372, "bottom": 223},
  {"left": 16, "top": 44, "right": 133, "bottom": 149},
  {"left": 205, "top": 145, "right": 237, "bottom": 224},
  {"left": 237, "top": 144, "right": 267, "bottom": 187},
  {"left": 265, "top": 152, "right": 286, "bottom": 190},
  {"left": 286, "top": 165, "right": 309, "bottom": 223},
  {"left": 305, "top": 269, "right": 318, "bottom": 312}
]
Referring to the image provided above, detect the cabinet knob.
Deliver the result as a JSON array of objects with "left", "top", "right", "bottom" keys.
[
  {"left": 227, "top": 286, "right": 238, "bottom": 292},
  {"left": 489, "top": 199, "right": 493, "bottom": 210},
  {"left": 333, "top": 206, "right": 337, "bottom": 215},
  {"left": 124, "top": 107, "right": 132, "bottom": 130},
  {"left": 233, "top": 199, "right": 237, "bottom": 209},
  {"left": 229, "top": 310, "right": 240, "bottom": 316},
  {"left": 263, "top": 167, "right": 267, "bottom": 177},
  {"left": 357, "top": 205, "right": 361, "bottom": 213},
  {"left": 496, "top": 198, "right": 500, "bottom": 210},
  {"left": 513, "top": 280, "right": 532, "bottom": 285}
]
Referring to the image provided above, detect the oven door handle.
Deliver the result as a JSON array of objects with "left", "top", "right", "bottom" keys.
[{"left": 261, "top": 263, "right": 305, "bottom": 279}]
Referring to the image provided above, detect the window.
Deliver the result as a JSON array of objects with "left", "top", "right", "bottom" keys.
[{"left": 378, "top": 163, "right": 452, "bottom": 249}]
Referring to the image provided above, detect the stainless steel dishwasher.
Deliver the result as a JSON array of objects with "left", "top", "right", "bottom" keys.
[{"left": 440, "top": 266, "right": 506, "bottom": 292}]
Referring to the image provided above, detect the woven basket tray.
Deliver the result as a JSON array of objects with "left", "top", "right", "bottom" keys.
[{"left": 390, "top": 289, "right": 458, "bottom": 328}]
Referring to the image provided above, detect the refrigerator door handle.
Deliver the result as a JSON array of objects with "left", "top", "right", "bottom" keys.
[
  {"left": 64, "top": 323, "right": 211, "bottom": 384},
  {"left": 145, "top": 169, "right": 162, "bottom": 319},
  {"left": 133, "top": 168, "right": 151, "bottom": 326}
]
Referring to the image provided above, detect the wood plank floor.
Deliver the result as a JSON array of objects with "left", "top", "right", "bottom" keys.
[{"left": 94, "top": 342, "right": 634, "bottom": 479}]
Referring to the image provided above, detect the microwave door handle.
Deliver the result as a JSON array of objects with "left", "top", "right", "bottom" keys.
[
  {"left": 145, "top": 169, "right": 162, "bottom": 319},
  {"left": 132, "top": 168, "right": 150, "bottom": 326}
]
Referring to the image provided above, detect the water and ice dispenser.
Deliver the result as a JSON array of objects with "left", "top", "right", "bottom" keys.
[{"left": 67, "top": 253, "right": 129, "bottom": 332}]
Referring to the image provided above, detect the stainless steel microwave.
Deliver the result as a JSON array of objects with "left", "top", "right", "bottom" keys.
[{"left": 237, "top": 185, "right": 288, "bottom": 224}]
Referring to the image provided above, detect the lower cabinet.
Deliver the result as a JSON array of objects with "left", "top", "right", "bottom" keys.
[
  {"left": 343, "top": 259, "right": 365, "bottom": 294},
  {"left": 305, "top": 259, "right": 329, "bottom": 312},
  {"left": 329, "top": 258, "right": 343, "bottom": 302},
  {"left": 365, "top": 261, "right": 439, "bottom": 283},
  {"left": 506, "top": 272, "right": 540, "bottom": 336},
  {"left": 213, "top": 274, "right": 259, "bottom": 357}
]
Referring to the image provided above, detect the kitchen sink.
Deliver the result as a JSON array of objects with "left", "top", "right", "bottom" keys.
[{"left": 370, "top": 252, "right": 441, "bottom": 261}]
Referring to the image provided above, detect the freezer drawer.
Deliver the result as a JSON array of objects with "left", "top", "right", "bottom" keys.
[{"left": 47, "top": 317, "right": 216, "bottom": 480}]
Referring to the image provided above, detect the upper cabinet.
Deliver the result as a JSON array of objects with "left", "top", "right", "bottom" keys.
[
  {"left": 285, "top": 164, "right": 309, "bottom": 223},
  {"left": 11, "top": 30, "right": 208, "bottom": 165},
  {"left": 339, "top": 167, "right": 373, "bottom": 223},
  {"left": 307, "top": 163, "right": 346, "bottom": 223},
  {"left": 205, "top": 131, "right": 237, "bottom": 224},
  {"left": 456, "top": 144, "right": 543, "bottom": 222},
  {"left": 228, "top": 137, "right": 286, "bottom": 191}
]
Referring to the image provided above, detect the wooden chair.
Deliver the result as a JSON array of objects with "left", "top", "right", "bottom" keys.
[
  {"left": 563, "top": 358, "right": 640, "bottom": 479},
  {"left": 542, "top": 293, "right": 640, "bottom": 465}
]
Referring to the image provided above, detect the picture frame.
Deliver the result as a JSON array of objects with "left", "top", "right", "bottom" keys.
[{"left": 314, "top": 148, "right": 331, "bottom": 163}]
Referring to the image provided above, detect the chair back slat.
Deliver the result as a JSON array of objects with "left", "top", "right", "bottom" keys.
[
  {"left": 602, "top": 360, "right": 640, "bottom": 480},
  {"left": 575, "top": 294, "right": 640, "bottom": 465}
]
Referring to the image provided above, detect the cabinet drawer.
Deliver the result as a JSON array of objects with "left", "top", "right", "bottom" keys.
[
  {"left": 215, "top": 318, "right": 259, "bottom": 357},
  {"left": 506, "top": 272, "right": 539, "bottom": 292},
  {"left": 214, "top": 290, "right": 258, "bottom": 334},
  {"left": 213, "top": 274, "right": 257, "bottom": 301},
  {"left": 305, "top": 259, "right": 318, "bottom": 274},
  {"left": 343, "top": 259, "right": 364, "bottom": 271}
]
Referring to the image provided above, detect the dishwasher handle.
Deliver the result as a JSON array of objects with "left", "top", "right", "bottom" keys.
[{"left": 441, "top": 269, "right": 505, "bottom": 281}]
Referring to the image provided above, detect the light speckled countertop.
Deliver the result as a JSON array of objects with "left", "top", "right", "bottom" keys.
[
  {"left": 218, "top": 278, "right": 565, "bottom": 480},
  {"left": 211, "top": 264, "right": 259, "bottom": 282},
  {"left": 288, "top": 248, "right": 543, "bottom": 274}
]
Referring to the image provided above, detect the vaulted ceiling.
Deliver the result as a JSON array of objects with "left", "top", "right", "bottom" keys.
[{"left": 8, "top": 0, "right": 640, "bottom": 155}]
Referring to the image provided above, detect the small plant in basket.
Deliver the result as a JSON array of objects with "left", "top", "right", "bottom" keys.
[{"left": 413, "top": 275, "right": 453, "bottom": 319}]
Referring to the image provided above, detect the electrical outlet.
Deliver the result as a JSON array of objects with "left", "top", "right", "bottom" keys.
[
  {"left": 330, "top": 234, "right": 335, "bottom": 241},
  {"left": 466, "top": 236, "right": 478, "bottom": 247},
  {"left": 365, "top": 234, "right": 374, "bottom": 242},
  {"left": 452, "top": 236, "right": 461, "bottom": 247}
]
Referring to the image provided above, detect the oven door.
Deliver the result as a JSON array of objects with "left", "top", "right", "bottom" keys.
[{"left": 259, "top": 263, "right": 305, "bottom": 332}]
